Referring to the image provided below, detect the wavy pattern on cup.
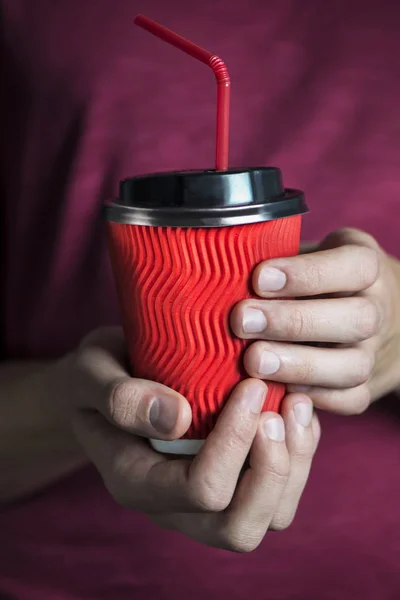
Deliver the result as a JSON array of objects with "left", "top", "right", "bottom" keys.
[{"left": 107, "top": 216, "right": 301, "bottom": 439}]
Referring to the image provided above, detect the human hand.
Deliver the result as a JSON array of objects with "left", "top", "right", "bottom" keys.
[
  {"left": 231, "top": 228, "right": 400, "bottom": 414},
  {"left": 62, "top": 327, "right": 319, "bottom": 552}
]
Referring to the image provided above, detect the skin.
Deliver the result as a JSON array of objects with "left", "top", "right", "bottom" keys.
[
  {"left": 2, "top": 227, "right": 400, "bottom": 552},
  {"left": 231, "top": 228, "right": 400, "bottom": 412},
  {"left": 65, "top": 328, "right": 320, "bottom": 552},
  {"left": 66, "top": 227, "right": 400, "bottom": 551}
]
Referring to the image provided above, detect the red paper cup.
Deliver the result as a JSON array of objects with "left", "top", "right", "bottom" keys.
[{"left": 105, "top": 168, "right": 307, "bottom": 454}]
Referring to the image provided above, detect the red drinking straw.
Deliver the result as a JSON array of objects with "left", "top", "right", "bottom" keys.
[{"left": 134, "top": 14, "right": 231, "bottom": 172}]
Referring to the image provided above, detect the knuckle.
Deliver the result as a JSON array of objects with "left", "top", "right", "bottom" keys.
[
  {"left": 281, "top": 306, "right": 313, "bottom": 341},
  {"left": 353, "top": 299, "right": 381, "bottom": 339},
  {"left": 265, "top": 455, "right": 291, "bottom": 484},
  {"left": 79, "top": 326, "right": 123, "bottom": 349},
  {"left": 295, "top": 356, "right": 315, "bottom": 383},
  {"left": 290, "top": 438, "right": 314, "bottom": 463},
  {"left": 229, "top": 423, "right": 254, "bottom": 449},
  {"left": 356, "top": 247, "right": 380, "bottom": 288},
  {"left": 329, "top": 227, "right": 356, "bottom": 241},
  {"left": 218, "top": 417, "right": 256, "bottom": 452},
  {"left": 189, "top": 478, "right": 231, "bottom": 513},
  {"left": 288, "top": 308, "right": 307, "bottom": 340},
  {"left": 270, "top": 511, "right": 294, "bottom": 532},
  {"left": 220, "top": 530, "right": 262, "bottom": 553},
  {"left": 351, "top": 385, "right": 371, "bottom": 415},
  {"left": 79, "top": 327, "right": 106, "bottom": 347},
  {"left": 353, "top": 350, "right": 375, "bottom": 385},
  {"left": 108, "top": 379, "right": 141, "bottom": 429},
  {"left": 330, "top": 228, "right": 380, "bottom": 250},
  {"left": 74, "top": 342, "right": 92, "bottom": 370},
  {"left": 321, "top": 227, "right": 354, "bottom": 250},
  {"left": 303, "top": 260, "right": 326, "bottom": 294}
]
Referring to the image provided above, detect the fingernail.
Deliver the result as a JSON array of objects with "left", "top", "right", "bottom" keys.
[
  {"left": 293, "top": 402, "right": 313, "bottom": 427},
  {"left": 259, "top": 350, "right": 280, "bottom": 375},
  {"left": 242, "top": 308, "right": 267, "bottom": 333},
  {"left": 264, "top": 417, "right": 285, "bottom": 441},
  {"left": 245, "top": 382, "right": 267, "bottom": 414},
  {"left": 149, "top": 397, "right": 179, "bottom": 433},
  {"left": 258, "top": 267, "right": 286, "bottom": 292}
]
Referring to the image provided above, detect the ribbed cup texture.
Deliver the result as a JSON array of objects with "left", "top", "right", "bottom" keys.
[{"left": 107, "top": 216, "right": 301, "bottom": 439}]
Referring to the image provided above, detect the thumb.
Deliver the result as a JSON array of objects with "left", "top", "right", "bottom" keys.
[
  {"left": 102, "top": 377, "right": 193, "bottom": 440},
  {"left": 69, "top": 326, "right": 192, "bottom": 440}
]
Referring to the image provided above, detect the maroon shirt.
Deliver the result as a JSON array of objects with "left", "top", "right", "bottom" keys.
[{"left": 1, "top": 1, "right": 400, "bottom": 598}]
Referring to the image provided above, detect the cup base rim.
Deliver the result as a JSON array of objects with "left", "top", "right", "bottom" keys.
[{"left": 150, "top": 438, "right": 205, "bottom": 455}]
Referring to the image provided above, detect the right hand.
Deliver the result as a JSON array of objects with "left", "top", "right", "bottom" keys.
[{"left": 62, "top": 327, "right": 320, "bottom": 552}]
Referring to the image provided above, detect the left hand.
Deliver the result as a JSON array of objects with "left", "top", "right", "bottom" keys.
[{"left": 231, "top": 228, "right": 400, "bottom": 415}]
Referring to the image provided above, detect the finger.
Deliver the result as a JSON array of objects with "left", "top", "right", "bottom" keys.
[
  {"left": 71, "top": 327, "right": 192, "bottom": 440},
  {"left": 215, "top": 411, "right": 289, "bottom": 552},
  {"left": 286, "top": 383, "right": 371, "bottom": 415},
  {"left": 142, "top": 379, "right": 267, "bottom": 514},
  {"left": 73, "top": 378, "right": 267, "bottom": 515},
  {"left": 231, "top": 296, "right": 382, "bottom": 343},
  {"left": 252, "top": 244, "right": 379, "bottom": 298},
  {"left": 243, "top": 341, "right": 375, "bottom": 388},
  {"left": 152, "top": 406, "right": 321, "bottom": 549},
  {"left": 269, "top": 394, "right": 315, "bottom": 530},
  {"left": 187, "top": 379, "right": 268, "bottom": 513}
]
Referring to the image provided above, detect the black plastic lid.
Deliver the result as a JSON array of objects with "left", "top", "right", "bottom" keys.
[{"left": 104, "top": 167, "right": 308, "bottom": 228}]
